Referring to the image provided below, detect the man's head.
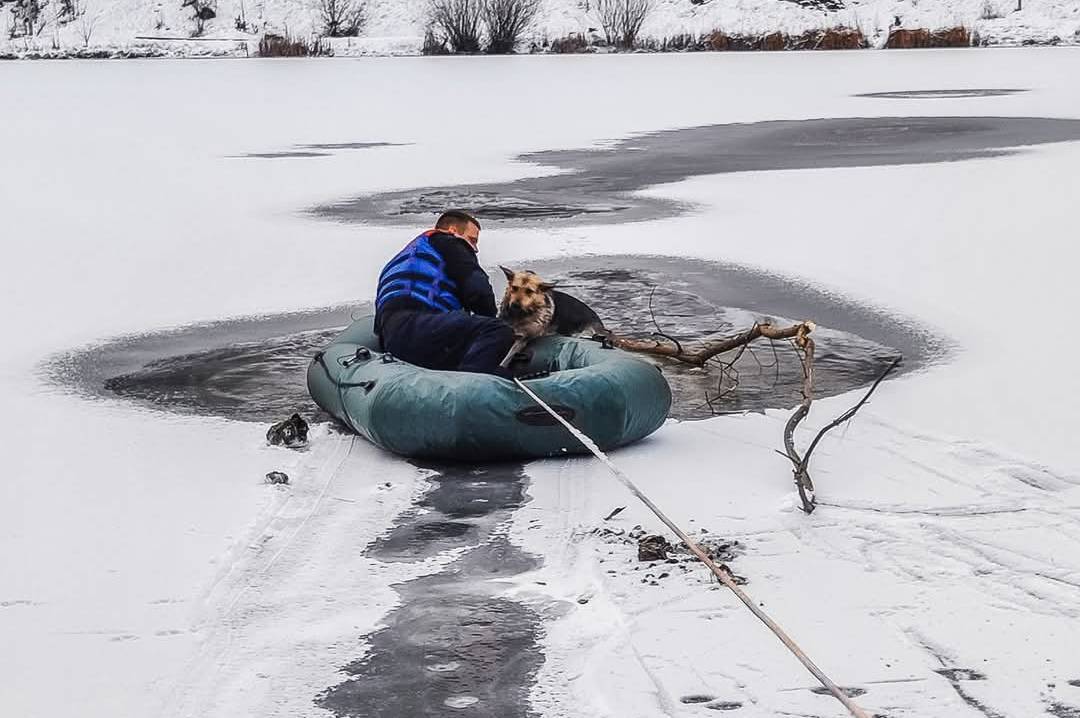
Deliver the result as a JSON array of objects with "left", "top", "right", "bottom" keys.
[{"left": 435, "top": 210, "right": 481, "bottom": 250}]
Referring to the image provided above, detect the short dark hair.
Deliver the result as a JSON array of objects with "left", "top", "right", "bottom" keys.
[{"left": 435, "top": 209, "right": 481, "bottom": 232}]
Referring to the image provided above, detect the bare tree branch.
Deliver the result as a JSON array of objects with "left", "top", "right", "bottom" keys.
[
  {"left": 610, "top": 286, "right": 899, "bottom": 516},
  {"left": 801, "top": 356, "right": 902, "bottom": 468},
  {"left": 781, "top": 354, "right": 901, "bottom": 514},
  {"left": 781, "top": 330, "right": 817, "bottom": 513}
]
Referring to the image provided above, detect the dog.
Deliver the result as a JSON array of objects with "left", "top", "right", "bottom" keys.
[{"left": 497, "top": 266, "right": 609, "bottom": 368}]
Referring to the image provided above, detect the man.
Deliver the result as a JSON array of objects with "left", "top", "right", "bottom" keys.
[{"left": 375, "top": 210, "right": 515, "bottom": 377}]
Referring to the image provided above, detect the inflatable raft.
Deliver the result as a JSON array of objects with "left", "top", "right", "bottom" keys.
[{"left": 307, "top": 317, "right": 671, "bottom": 461}]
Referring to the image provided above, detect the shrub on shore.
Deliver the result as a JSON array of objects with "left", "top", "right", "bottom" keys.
[
  {"left": 317, "top": 0, "right": 366, "bottom": 38},
  {"left": 884, "top": 27, "right": 972, "bottom": 48},
  {"left": 702, "top": 27, "right": 867, "bottom": 51},
  {"left": 429, "top": 0, "right": 483, "bottom": 53},
  {"left": 548, "top": 32, "right": 590, "bottom": 53},
  {"left": 483, "top": 0, "right": 540, "bottom": 54},
  {"left": 593, "top": 0, "right": 653, "bottom": 49}
]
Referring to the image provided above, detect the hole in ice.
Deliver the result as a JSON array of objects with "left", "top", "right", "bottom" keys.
[
  {"left": 318, "top": 115, "right": 1077, "bottom": 227},
  {"left": 50, "top": 256, "right": 936, "bottom": 424},
  {"left": 706, "top": 702, "right": 743, "bottom": 711},
  {"left": 856, "top": 89, "right": 1028, "bottom": 99}
]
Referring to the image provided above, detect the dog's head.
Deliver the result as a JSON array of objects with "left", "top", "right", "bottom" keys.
[{"left": 499, "top": 266, "right": 556, "bottom": 318}]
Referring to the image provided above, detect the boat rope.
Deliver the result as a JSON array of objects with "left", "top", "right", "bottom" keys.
[{"left": 513, "top": 377, "right": 872, "bottom": 718}]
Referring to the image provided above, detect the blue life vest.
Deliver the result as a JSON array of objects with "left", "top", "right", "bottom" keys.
[{"left": 375, "top": 232, "right": 462, "bottom": 313}]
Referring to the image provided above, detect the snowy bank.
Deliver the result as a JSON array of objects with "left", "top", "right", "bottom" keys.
[{"left": 2, "top": 0, "right": 1079, "bottom": 58}]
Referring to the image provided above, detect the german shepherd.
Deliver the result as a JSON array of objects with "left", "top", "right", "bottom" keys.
[{"left": 497, "top": 266, "right": 608, "bottom": 368}]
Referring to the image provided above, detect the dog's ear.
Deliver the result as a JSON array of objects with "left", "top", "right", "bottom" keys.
[
  {"left": 499, "top": 265, "right": 515, "bottom": 281},
  {"left": 539, "top": 281, "right": 558, "bottom": 292}
]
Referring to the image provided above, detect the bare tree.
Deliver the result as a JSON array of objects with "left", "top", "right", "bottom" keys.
[
  {"left": 57, "top": 0, "right": 76, "bottom": 22},
  {"left": 421, "top": 26, "right": 449, "bottom": 54},
  {"left": 77, "top": 5, "right": 97, "bottom": 46},
  {"left": 429, "top": 0, "right": 482, "bottom": 53},
  {"left": 482, "top": 0, "right": 538, "bottom": 53},
  {"left": 181, "top": 0, "right": 216, "bottom": 37},
  {"left": 8, "top": 0, "right": 49, "bottom": 38},
  {"left": 592, "top": 0, "right": 652, "bottom": 49},
  {"left": 317, "top": 0, "right": 364, "bottom": 37}
]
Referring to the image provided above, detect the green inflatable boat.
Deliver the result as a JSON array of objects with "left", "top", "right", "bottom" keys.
[{"left": 307, "top": 316, "right": 671, "bottom": 461}]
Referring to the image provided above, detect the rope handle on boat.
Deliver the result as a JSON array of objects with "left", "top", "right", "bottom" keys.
[
  {"left": 342, "top": 347, "right": 371, "bottom": 367},
  {"left": 312, "top": 351, "right": 377, "bottom": 396},
  {"left": 512, "top": 378, "right": 872, "bottom": 718}
]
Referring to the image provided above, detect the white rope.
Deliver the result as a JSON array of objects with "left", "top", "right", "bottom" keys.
[{"left": 513, "top": 378, "right": 871, "bottom": 718}]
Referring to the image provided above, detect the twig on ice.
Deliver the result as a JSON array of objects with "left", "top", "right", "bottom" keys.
[
  {"left": 782, "top": 355, "right": 901, "bottom": 514},
  {"left": 780, "top": 325, "right": 818, "bottom": 513},
  {"left": 802, "top": 356, "right": 902, "bottom": 467}
]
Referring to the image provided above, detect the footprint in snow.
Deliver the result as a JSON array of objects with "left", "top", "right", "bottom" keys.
[
  {"left": 1047, "top": 702, "right": 1080, "bottom": 718},
  {"left": 810, "top": 685, "right": 868, "bottom": 697},
  {"left": 680, "top": 695, "right": 715, "bottom": 704},
  {"left": 706, "top": 701, "right": 743, "bottom": 711}
]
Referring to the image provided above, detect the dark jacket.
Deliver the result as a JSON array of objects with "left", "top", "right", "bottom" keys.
[{"left": 375, "top": 231, "right": 497, "bottom": 330}]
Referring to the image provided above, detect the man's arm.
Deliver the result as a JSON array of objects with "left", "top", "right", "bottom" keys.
[{"left": 430, "top": 233, "right": 498, "bottom": 317}]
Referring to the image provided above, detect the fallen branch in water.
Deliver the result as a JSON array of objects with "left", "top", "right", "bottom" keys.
[
  {"left": 607, "top": 316, "right": 821, "bottom": 512},
  {"left": 606, "top": 295, "right": 900, "bottom": 514},
  {"left": 610, "top": 320, "right": 817, "bottom": 367}
]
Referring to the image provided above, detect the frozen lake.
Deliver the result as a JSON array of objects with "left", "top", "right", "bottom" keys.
[{"left": 4, "top": 49, "right": 1080, "bottom": 718}]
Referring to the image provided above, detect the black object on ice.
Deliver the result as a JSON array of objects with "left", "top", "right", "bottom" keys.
[
  {"left": 638, "top": 534, "right": 672, "bottom": 562},
  {"left": 603, "top": 506, "right": 626, "bottom": 521},
  {"left": 265, "top": 471, "right": 290, "bottom": 485},
  {"left": 267, "top": 413, "right": 309, "bottom": 447}
]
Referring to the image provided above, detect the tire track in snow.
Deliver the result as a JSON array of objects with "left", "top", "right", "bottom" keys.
[{"left": 163, "top": 435, "right": 435, "bottom": 718}]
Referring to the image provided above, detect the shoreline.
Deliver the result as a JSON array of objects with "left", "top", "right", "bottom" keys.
[{"left": 4, "top": 32, "right": 1079, "bottom": 61}]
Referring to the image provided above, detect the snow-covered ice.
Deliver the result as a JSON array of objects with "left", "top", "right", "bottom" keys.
[{"left": 4, "top": 49, "right": 1080, "bottom": 717}]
